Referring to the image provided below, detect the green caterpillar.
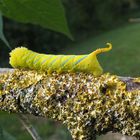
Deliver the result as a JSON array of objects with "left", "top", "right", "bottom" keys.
[{"left": 9, "top": 43, "right": 112, "bottom": 76}]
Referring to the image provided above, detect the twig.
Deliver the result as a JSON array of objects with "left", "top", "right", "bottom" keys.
[
  {"left": 129, "top": 18, "right": 140, "bottom": 23},
  {"left": 18, "top": 114, "right": 42, "bottom": 140}
]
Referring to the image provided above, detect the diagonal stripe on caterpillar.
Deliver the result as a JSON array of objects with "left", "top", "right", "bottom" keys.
[{"left": 9, "top": 43, "right": 112, "bottom": 76}]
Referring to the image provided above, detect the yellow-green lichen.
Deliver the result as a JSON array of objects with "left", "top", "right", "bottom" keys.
[
  {"left": 0, "top": 70, "right": 139, "bottom": 140},
  {"left": 134, "top": 77, "right": 140, "bottom": 83}
]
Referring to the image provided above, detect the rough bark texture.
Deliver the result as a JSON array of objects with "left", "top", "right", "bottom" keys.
[{"left": 0, "top": 68, "right": 139, "bottom": 140}]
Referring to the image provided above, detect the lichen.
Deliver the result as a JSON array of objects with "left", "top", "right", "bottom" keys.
[
  {"left": 134, "top": 78, "right": 140, "bottom": 83},
  {"left": 0, "top": 70, "right": 139, "bottom": 140}
]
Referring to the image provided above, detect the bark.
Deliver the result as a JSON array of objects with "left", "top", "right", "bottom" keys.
[{"left": 0, "top": 68, "right": 139, "bottom": 140}]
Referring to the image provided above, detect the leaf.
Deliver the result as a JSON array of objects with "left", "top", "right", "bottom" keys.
[
  {"left": 0, "top": 12, "right": 11, "bottom": 49},
  {"left": 0, "top": 0, "right": 73, "bottom": 39},
  {"left": 3, "top": 130, "right": 17, "bottom": 140},
  {"left": 0, "top": 127, "right": 16, "bottom": 140}
]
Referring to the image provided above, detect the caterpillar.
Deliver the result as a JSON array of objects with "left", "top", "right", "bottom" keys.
[{"left": 9, "top": 43, "right": 112, "bottom": 76}]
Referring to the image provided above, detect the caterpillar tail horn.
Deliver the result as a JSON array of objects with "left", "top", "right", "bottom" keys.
[{"left": 93, "top": 43, "right": 112, "bottom": 55}]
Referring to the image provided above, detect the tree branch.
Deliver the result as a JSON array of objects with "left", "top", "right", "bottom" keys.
[{"left": 0, "top": 68, "right": 139, "bottom": 140}]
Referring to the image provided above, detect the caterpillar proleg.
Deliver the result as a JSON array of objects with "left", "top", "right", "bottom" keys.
[{"left": 9, "top": 43, "right": 112, "bottom": 76}]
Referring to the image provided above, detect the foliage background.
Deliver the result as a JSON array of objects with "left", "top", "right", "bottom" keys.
[{"left": 0, "top": 0, "right": 140, "bottom": 139}]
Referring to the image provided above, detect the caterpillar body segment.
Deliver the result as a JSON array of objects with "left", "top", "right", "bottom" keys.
[{"left": 9, "top": 43, "right": 112, "bottom": 76}]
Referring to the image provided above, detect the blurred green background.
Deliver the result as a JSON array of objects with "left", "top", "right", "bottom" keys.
[{"left": 0, "top": 0, "right": 140, "bottom": 140}]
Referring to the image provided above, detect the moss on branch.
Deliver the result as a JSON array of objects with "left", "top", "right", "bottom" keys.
[{"left": 0, "top": 69, "right": 139, "bottom": 140}]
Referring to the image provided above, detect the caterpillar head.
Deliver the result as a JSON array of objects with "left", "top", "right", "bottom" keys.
[{"left": 9, "top": 47, "right": 29, "bottom": 68}]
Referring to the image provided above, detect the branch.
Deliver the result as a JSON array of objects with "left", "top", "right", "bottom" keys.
[
  {"left": 0, "top": 68, "right": 139, "bottom": 140},
  {"left": 129, "top": 18, "right": 140, "bottom": 23}
]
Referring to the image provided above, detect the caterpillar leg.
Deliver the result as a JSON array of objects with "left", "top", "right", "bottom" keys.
[
  {"left": 57, "top": 68, "right": 63, "bottom": 74},
  {"left": 47, "top": 69, "right": 53, "bottom": 75}
]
